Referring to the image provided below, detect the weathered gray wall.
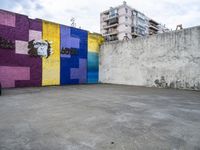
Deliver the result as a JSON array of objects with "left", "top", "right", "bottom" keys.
[{"left": 99, "top": 26, "right": 200, "bottom": 90}]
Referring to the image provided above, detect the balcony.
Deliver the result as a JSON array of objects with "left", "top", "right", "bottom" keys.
[
  {"left": 109, "top": 36, "right": 118, "bottom": 41},
  {"left": 131, "top": 27, "right": 146, "bottom": 37},
  {"left": 149, "top": 19, "right": 159, "bottom": 31},
  {"left": 103, "top": 23, "right": 118, "bottom": 29},
  {"left": 109, "top": 13, "right": 118, "bottom": 18},
  {"left": 149, "top": 29, "right": 158, "bottom": 35},
  {"left": 108, "top": 18, "right": 118, "bottom": 25},
  {"left": 131, "top": 32, "right": 138, "bottom": 38},
  {"left": 149, "top": 24, "right": 159, "bottom": 31},
  {"left": 103, "top": 29, "right": 118, "bottom": 36},
  {"left": 105, "top": 36, "right": 118, "bottom": 41},
  {"left": 103, "top": 16, "right": 109, "bottom": 21},
  {"left": 149, "top": 19, "right": 159, "bottom": 25},
  {"left": 103, "top": 13, "right": 118, "bottom": 21}
]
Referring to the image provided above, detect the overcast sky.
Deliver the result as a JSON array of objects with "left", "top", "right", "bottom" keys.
[{"left": 1, "top": 0, "right": 200, "bottom": 33}]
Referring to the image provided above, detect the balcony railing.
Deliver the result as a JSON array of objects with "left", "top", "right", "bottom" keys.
[
  {"left": 103, "top": 16, "right": 109, "bottom": 21},
  {"left": 110, "top": 36, "right": 118, "bottom": 41},
  {"left": 103, "top": 23, "right": 118, "bottom": 29},
  {"left": 103, "top": 29, "right": 118, "bottom": 36},
  {"left": 109, "top": 13, "right": 118, "bottom": 18},
  {"left": 108, "top": 18, "right": 118, "bottom": 25},
  {"left": 131, "top": 27, "right": 146, "bottom": 37},
  {"left": 149, "top": 19, "right": 159, "bottom": 25},
  {"left": 149, "top": 29, "right": 158, "bottom": 35},
  {"left": 105, "top": 36, "right": 118, "bottom": 41},
  {"left": 149, "top": 24, "right": 159, "bottom": 31},
  {"left": 103, "top": 13, "right": 118, "bottom": 21}
]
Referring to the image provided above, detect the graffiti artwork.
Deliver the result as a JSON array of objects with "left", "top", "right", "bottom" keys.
[
  {"left": 0, "top": 10, "right": 103, "bottom": 88},
  {"left": 0, "top": 36, "right": 15, "bottom": 49},
  {"left": 28, "top": 40, "right": 52, "bottom": 58},
  {"left": 61, "top": 47, "right": 78, "bottom": 55}
]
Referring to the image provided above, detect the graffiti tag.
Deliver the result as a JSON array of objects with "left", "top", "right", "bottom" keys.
[
  {"left": 61, "top": 47, "right": 78, "bottom": 55},
  {"left": 0, "top": 36, "right": 15, "bottom": 49}
]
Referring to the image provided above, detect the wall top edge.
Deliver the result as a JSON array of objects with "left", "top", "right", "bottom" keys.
[{"left": 102, "top": 25, "right": 200, "bottom": 46}]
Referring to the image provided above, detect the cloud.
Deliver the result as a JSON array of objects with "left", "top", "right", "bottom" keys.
[
  {"left": 35, "top": 3, "right": 43, "bottom": 10},
  {"left": 0, "top": 0, "right": 200, "bottom": 32}
]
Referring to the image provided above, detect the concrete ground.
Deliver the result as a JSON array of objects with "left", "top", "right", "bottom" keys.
[{"left": 0, "top": 84, "right": 200, "bottom": 150}]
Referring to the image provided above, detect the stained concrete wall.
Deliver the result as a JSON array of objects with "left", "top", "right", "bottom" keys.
[{"left": 99, "top": 26, "right": 200, "bottom": 90}]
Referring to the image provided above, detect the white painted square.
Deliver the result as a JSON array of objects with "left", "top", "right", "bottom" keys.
[
  {"left": 15, "top": 40, "right": 28, "bottom": 55},
  {"left": 29, "top": 30, "right": 42, "bottom": 41}
]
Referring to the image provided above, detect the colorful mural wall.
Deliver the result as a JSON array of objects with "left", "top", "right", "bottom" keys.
[
  {"left": 0, "top": 10, "right": 103, "bottom": 88},
  {"left": 42, "top": 21, "right": 60, "bottom": 86},
  {"left": 60, "top": 25, "right": 88, "bottom": 85},
  {"left": 88, "top": 33, "right": 104, "bottom": 83}
]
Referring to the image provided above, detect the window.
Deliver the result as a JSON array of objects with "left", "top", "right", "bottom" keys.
[
  {"left": 109, "top": 9, "right": 118, "bottom": 17},
  {"left": 125, "top": 8, "right": 128, "bottom": 13},
  {"left": 137, "top": 13, "right": 145, "bottom": 20},
  {"left": 138, "top": 28, "right": 145, "bottom": 36},
  {"left": 138, "top": 25, "right": 146, "bottom": 30},
  {"left": 132, "top": 10, "right": 137, "bottom": 16},
  {"left": 125, "top": 24, "right": 128, "bottom": 27},
  {"left": 137, "top": 18, "right": 145, "bottom": 26},
  {"left": 125, "top": 16, "right": 128, "bottom": 22}
]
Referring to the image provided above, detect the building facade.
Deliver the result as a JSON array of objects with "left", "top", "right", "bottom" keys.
[{"left": 100, "top": 1, "right": 169, "bottom": 41}]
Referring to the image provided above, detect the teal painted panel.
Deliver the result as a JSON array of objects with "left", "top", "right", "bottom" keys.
[{"left": 87, "top": 52, "right": 98, "bottom": 83}]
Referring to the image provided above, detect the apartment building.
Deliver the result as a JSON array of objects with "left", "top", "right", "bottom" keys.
[{"left": 100, "top": 1, "right": 169, "bottom": 41}]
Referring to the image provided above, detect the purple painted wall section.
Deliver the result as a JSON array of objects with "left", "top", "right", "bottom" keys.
[
  {"left": 0, "top": 10, "right": 42, "bottom": 88},
  {"left": 70, "top": 59, "right": 87, "bottom": 83},
  {"left": 0, "top": 66, "right": 30, "bottom": 88},
  {"left": 29, "top": 19, "right": 42, "bottom": 31},
  {"left": 0, "top": 10, "right": 16, "bottom": 27}
]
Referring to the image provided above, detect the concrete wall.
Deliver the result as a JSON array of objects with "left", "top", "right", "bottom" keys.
[
  {"left": 99, "top": 26, "right": 200, "bottom": 90},
  {"left": 0, "top": 9, "right": 103, "bottom": 88}
]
